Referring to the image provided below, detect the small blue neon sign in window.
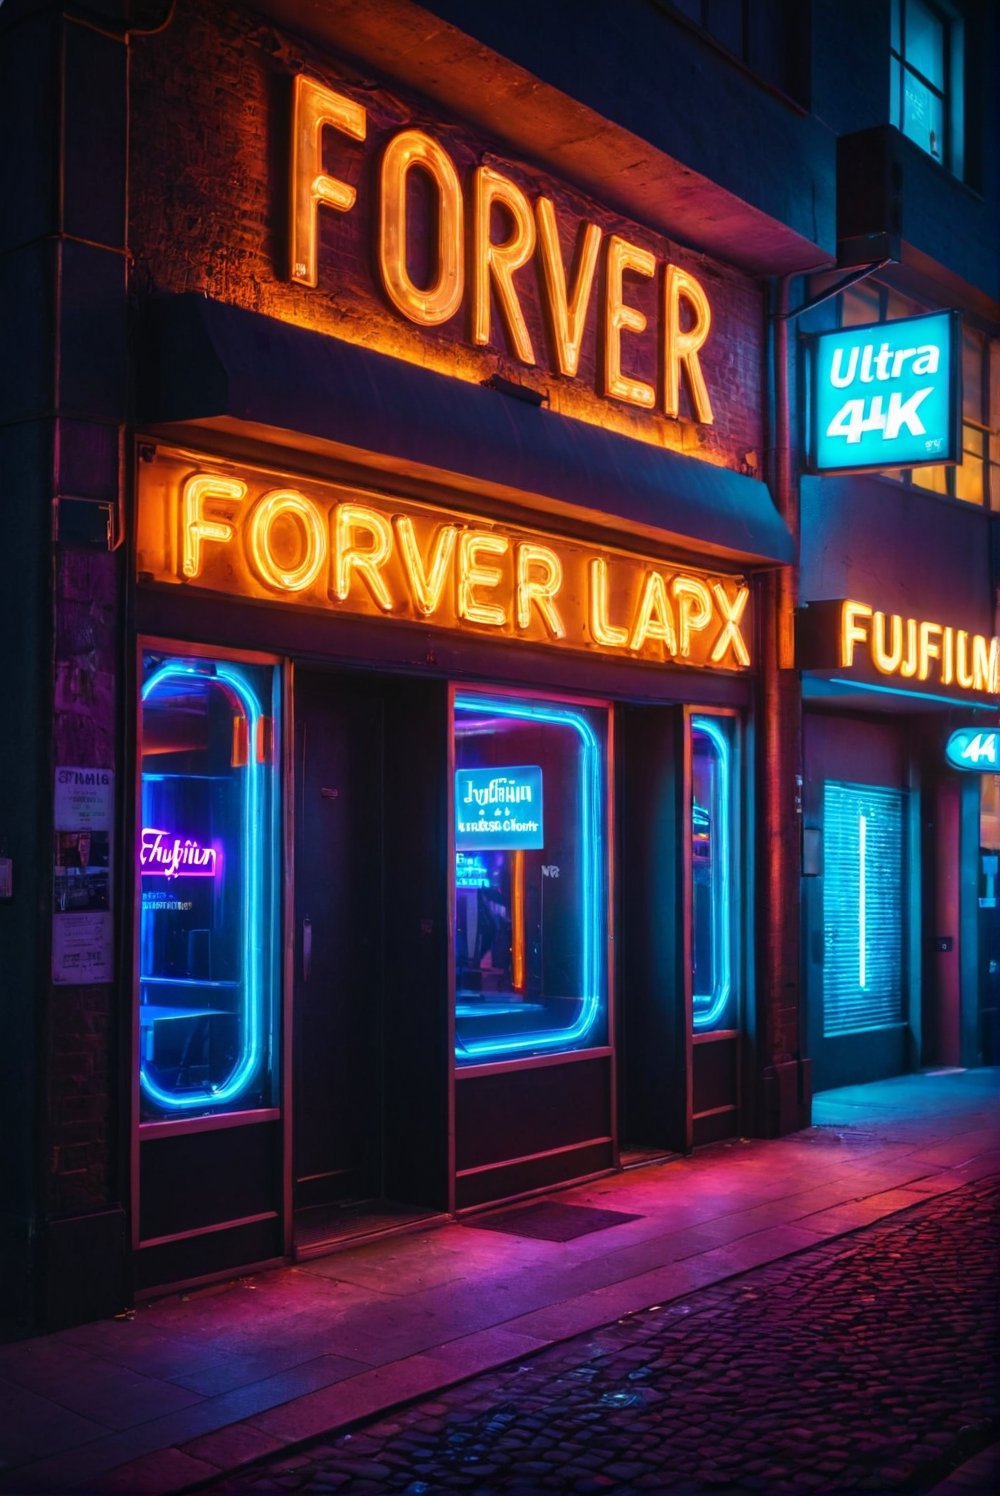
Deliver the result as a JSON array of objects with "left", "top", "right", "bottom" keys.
[
  {"left": 691, "top": 716, "right": 735, "bottom": 1032},
  {"left": 810, "top": 310, "right": 960, "bottom": 474},
  {"left": 456, "top": 765, "right": 544, "bottom": 850},
  {"left": 945, "top": 727, "right": 999, "bottom": 771},
  {"left": 453, "top": 693, "right": 607, "bottom": 1064},
  {"left": 138, "top": 655, "right": 279, "bottom": 1121}
]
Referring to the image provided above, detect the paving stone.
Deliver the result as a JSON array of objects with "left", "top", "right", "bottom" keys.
[{"left": 197, "top": 1178, "right": 999, "bottom": 1495}]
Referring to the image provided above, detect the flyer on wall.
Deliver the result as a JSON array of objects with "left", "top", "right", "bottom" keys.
[{"left": 52, "top": 766, "right": 114, "bottom": 985}]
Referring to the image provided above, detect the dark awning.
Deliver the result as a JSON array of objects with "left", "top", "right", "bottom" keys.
[{"left": 139, "top": 294, "right": 793, "bottom": 569}]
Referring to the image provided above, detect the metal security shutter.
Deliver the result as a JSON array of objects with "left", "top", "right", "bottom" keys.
[{"left": 823, "top": 781, "right": 904, "bottom": 1037}]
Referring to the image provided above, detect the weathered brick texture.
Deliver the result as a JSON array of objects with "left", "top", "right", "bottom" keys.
[{"left": 129, "top": 0, "right": 764, "bottom": 472}]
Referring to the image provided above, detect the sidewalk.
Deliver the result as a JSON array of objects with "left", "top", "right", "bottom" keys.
[{"left": 1, "top": 1069, "right": 998, "bottom": 1496}]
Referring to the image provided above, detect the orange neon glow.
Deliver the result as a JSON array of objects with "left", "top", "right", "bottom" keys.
[
  {"left": 664, "top": 265, "right": 714, "bottom": 424},
  {"left": 872, "top": 609, "right": 902, "bottom": 673},
  {"left": 709, "top": 582, "right": 751, "bottom": 666},
  {"left": 673, "top": 575, "right": 714, "bottom": 657},
  {"left": 273, "top": 68, "right": 739, "bottom": 463},
  {"left": 603, "top": 235, "right": 656, "bottom": 410},
  {"left": 840, "top": 600, "right": 1000, "bottom": 695},
  {"left": 471, "top": 165, "right": 536, "bottom": 364},
  {"left": 332, "top": 502, "right": 394, "bottom": 611},
  {"left": 289, "top": 75, "right": 366, "bottom": 288},
  {"left": 246, "top": 488, "right": 326, "bottom": 592},
  {"left": 587, "top": 557, "right": 629, "bottom": 646},
  {"left": 511, "top": 849, "right": 525, "bottom": 992},
  {"left": 457, "top": 530, "right": 510, "bottom": 627},
  {"left": 393, "top": 516, "right": 457, "bottom": 616},
  {"left": 140, "top": 453, "right": 755, "bottom": 674},
  {"left": 629, "top": 570, "right": 677, "bottom": 653},
  {"left": 378, "top": 129, "right": 464, "bottom": 326},
  {"left": 535, "top": 197, "right": 601, "bottom": 379},
  {"left": 515, "top": 542, "right": 566, "bottom": 639},
  {"left": 181, "top": 473, "right": 247, "bottom": 579}
]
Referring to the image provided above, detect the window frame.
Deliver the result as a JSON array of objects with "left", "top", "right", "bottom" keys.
[
  {"left": 690, "top": 711, "right": 741, "bottom": 1035},
  {"left": 450, "top": 682, "right": 613, "bottom": 1076},
  {"left": 890, "top": 0, "right": 965, "bottom": 177},
  {"left": 835, "top": 282, "right": 997, "bottom": 509},
  {"left": 134, "top": 637, "right": 284, "bottom": 1137}
]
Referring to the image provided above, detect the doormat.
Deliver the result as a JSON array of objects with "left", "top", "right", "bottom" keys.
[{"left": 466, "top": 1203, "right": 642, "bottom": 1242}]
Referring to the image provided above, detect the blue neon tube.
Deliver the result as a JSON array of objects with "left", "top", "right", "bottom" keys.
[
  {"left": 454, "top": 693, "right": 604, "bottom": 1060},
  {"left": 691, "top": 715, "right": 732, "bottom": 1031},
  {"left": 139, "top": 660, "right": 268, "bottom": 1112}
]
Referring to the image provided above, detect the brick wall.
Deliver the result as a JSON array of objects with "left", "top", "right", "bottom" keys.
[
  {"left": 46, "top": 549, "right": 120, "bottom": 1218},
  {"left": 128, "top": 0, "right": 765, "bottom": 473}
]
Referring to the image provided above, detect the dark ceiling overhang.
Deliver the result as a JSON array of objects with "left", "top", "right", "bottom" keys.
[
  {"left": 138, "top": 294, "right": 794, "bottom": 570},
  {"left": 246, "top": 0, "right": 834, "bottom": 277}
]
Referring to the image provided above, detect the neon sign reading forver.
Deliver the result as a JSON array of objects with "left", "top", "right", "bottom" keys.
[
  {"left": 288, "top": 76, "right": 715, "bottom": 425},
  {"left": 139, "top": 827, "right": 218, "bottom": 879}
]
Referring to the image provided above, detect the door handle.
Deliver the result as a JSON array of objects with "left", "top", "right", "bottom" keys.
[{"left": 302, "top": 916, "right": 312, "bottom": 982}]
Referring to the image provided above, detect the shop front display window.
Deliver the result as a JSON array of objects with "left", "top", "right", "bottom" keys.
[
  {"left": 691, "top": 715, "right": 737, "bottom": 1032},
  {"left": 138, "top": 653, "right": 280, "bottom": 1122},
  {"left": 453, "top": 692, "right": 608, "bottom": 1064}
]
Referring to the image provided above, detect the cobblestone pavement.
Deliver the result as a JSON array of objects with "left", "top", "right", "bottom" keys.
[{"left": 192, "top": 1177, "right": 1000, "bottom": 1495}]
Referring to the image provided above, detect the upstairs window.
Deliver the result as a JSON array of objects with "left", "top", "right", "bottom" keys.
[
  {"left": 663, "top": 0, "right": 810, "bottom": 106},
  {"left": 839, "top": 284, "right": 998, "bottom": 508},
  {"left": 890, "top": 0, "right": 964, "bottom": 176}
]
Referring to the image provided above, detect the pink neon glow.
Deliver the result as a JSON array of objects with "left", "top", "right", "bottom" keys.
[{"left": 140, "top": 827, "right": 219, "bottom": 879}]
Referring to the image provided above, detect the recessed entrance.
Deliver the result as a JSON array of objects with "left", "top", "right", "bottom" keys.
[{"left": 291, "top": 668, "right": 449, "bottom": 1253}]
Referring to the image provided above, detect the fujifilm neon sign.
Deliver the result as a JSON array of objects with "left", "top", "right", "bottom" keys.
[{"left": 810, "top": 310, "right": 960, "bottom": 473}]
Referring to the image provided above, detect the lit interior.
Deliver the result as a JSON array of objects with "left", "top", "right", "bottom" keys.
[
  {"left": 691, "top": 715, "right": 734, "bottom": 1031},
  {"left": 139, "top": 657, "right": 276, "bottom": 1117},
  {"left": 453, "top": 693, "right": 606, "bottom": 1062}
]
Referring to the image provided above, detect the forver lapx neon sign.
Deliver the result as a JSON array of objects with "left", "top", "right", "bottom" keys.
[
  {"left": 136, "top": 452, "right": 752, "bottom": 672},
  {"left": 288, "top": 75, "right": 715, "bottom": 424}
]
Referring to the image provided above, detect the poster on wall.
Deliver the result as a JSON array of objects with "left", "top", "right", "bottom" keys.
[{"left": 52, "top": 766, "right": 114, "bottom": 985}]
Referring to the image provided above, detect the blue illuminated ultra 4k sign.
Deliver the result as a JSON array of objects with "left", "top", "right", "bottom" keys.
[
  {"left": 456, "top": 766, "right": 544, "bottom": 850},
  {"left": 945, "top": 728, "right": 1000, "bottom": 772},
  {"left": 810, "top": 309, "right": 960, "bottom": 473}
]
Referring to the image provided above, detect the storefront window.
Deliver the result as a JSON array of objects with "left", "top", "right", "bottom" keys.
[
  {"left": 822, "top": 781, "right": 904, "bottom": 1036},
  {"left": 453, "top": 692, "right": 607, "bottom": 1064},
  {"left": 692, "top": 716, "right": 736, "bottom": 1031},
  {"left": 138, "top": 653, "right": 280, "bottom": 1121}
]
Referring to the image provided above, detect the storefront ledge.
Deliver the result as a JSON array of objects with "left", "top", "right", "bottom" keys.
[
  {"left": 38, "top": 1206, "right": 129, "bottom": 1331},
  {"left": 760, "top": 1058, "right": 813, "bottom": 1138},
  {"left": 138, "top": 294, "right": 794, "bottom": 570}
]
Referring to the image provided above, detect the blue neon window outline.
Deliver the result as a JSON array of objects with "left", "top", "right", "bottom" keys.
[
  {"left": 453, "top": 693, "right": 605, "bottom": 1061},
  {"left": 139, "top": 659, "right": 268, "bottom": 1112},
  {"left": 691, "top": 715, "right": 732, "bottom": 1031}
]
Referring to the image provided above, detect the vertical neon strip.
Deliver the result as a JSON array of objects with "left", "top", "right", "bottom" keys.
[
  {"left": 691, "top": 716, "right": 732, "bottom": 1030},
  {"left": 858, "top": 813, "right": 867, "bottom": 990},
  {"left": 453, "top": 693, "right": 604, "bottom": 1059},
  {"left": 511, "top": 849, "right": 525, "bottom": 991},
  {"left": 139, "top": 659, "right": 270, "bottom": 1112}
]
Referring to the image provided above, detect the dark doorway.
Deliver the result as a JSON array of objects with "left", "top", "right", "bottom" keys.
[
  {"left": 292, "top": 669, "right": 449, "bottom": 1252},
  {"left": 616, "top": 704, "right": 689, "bottom": 1160}
]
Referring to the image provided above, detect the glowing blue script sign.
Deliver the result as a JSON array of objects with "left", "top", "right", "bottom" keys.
[
  {"left": 945, "top": 728, "right": 1000, "bottom": 771},
  {"left": 456, "top": 766, "right": 544, "bottom": 850},
  {"left": 810, "top": 310, "right": 959, "bottom": 473}
]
